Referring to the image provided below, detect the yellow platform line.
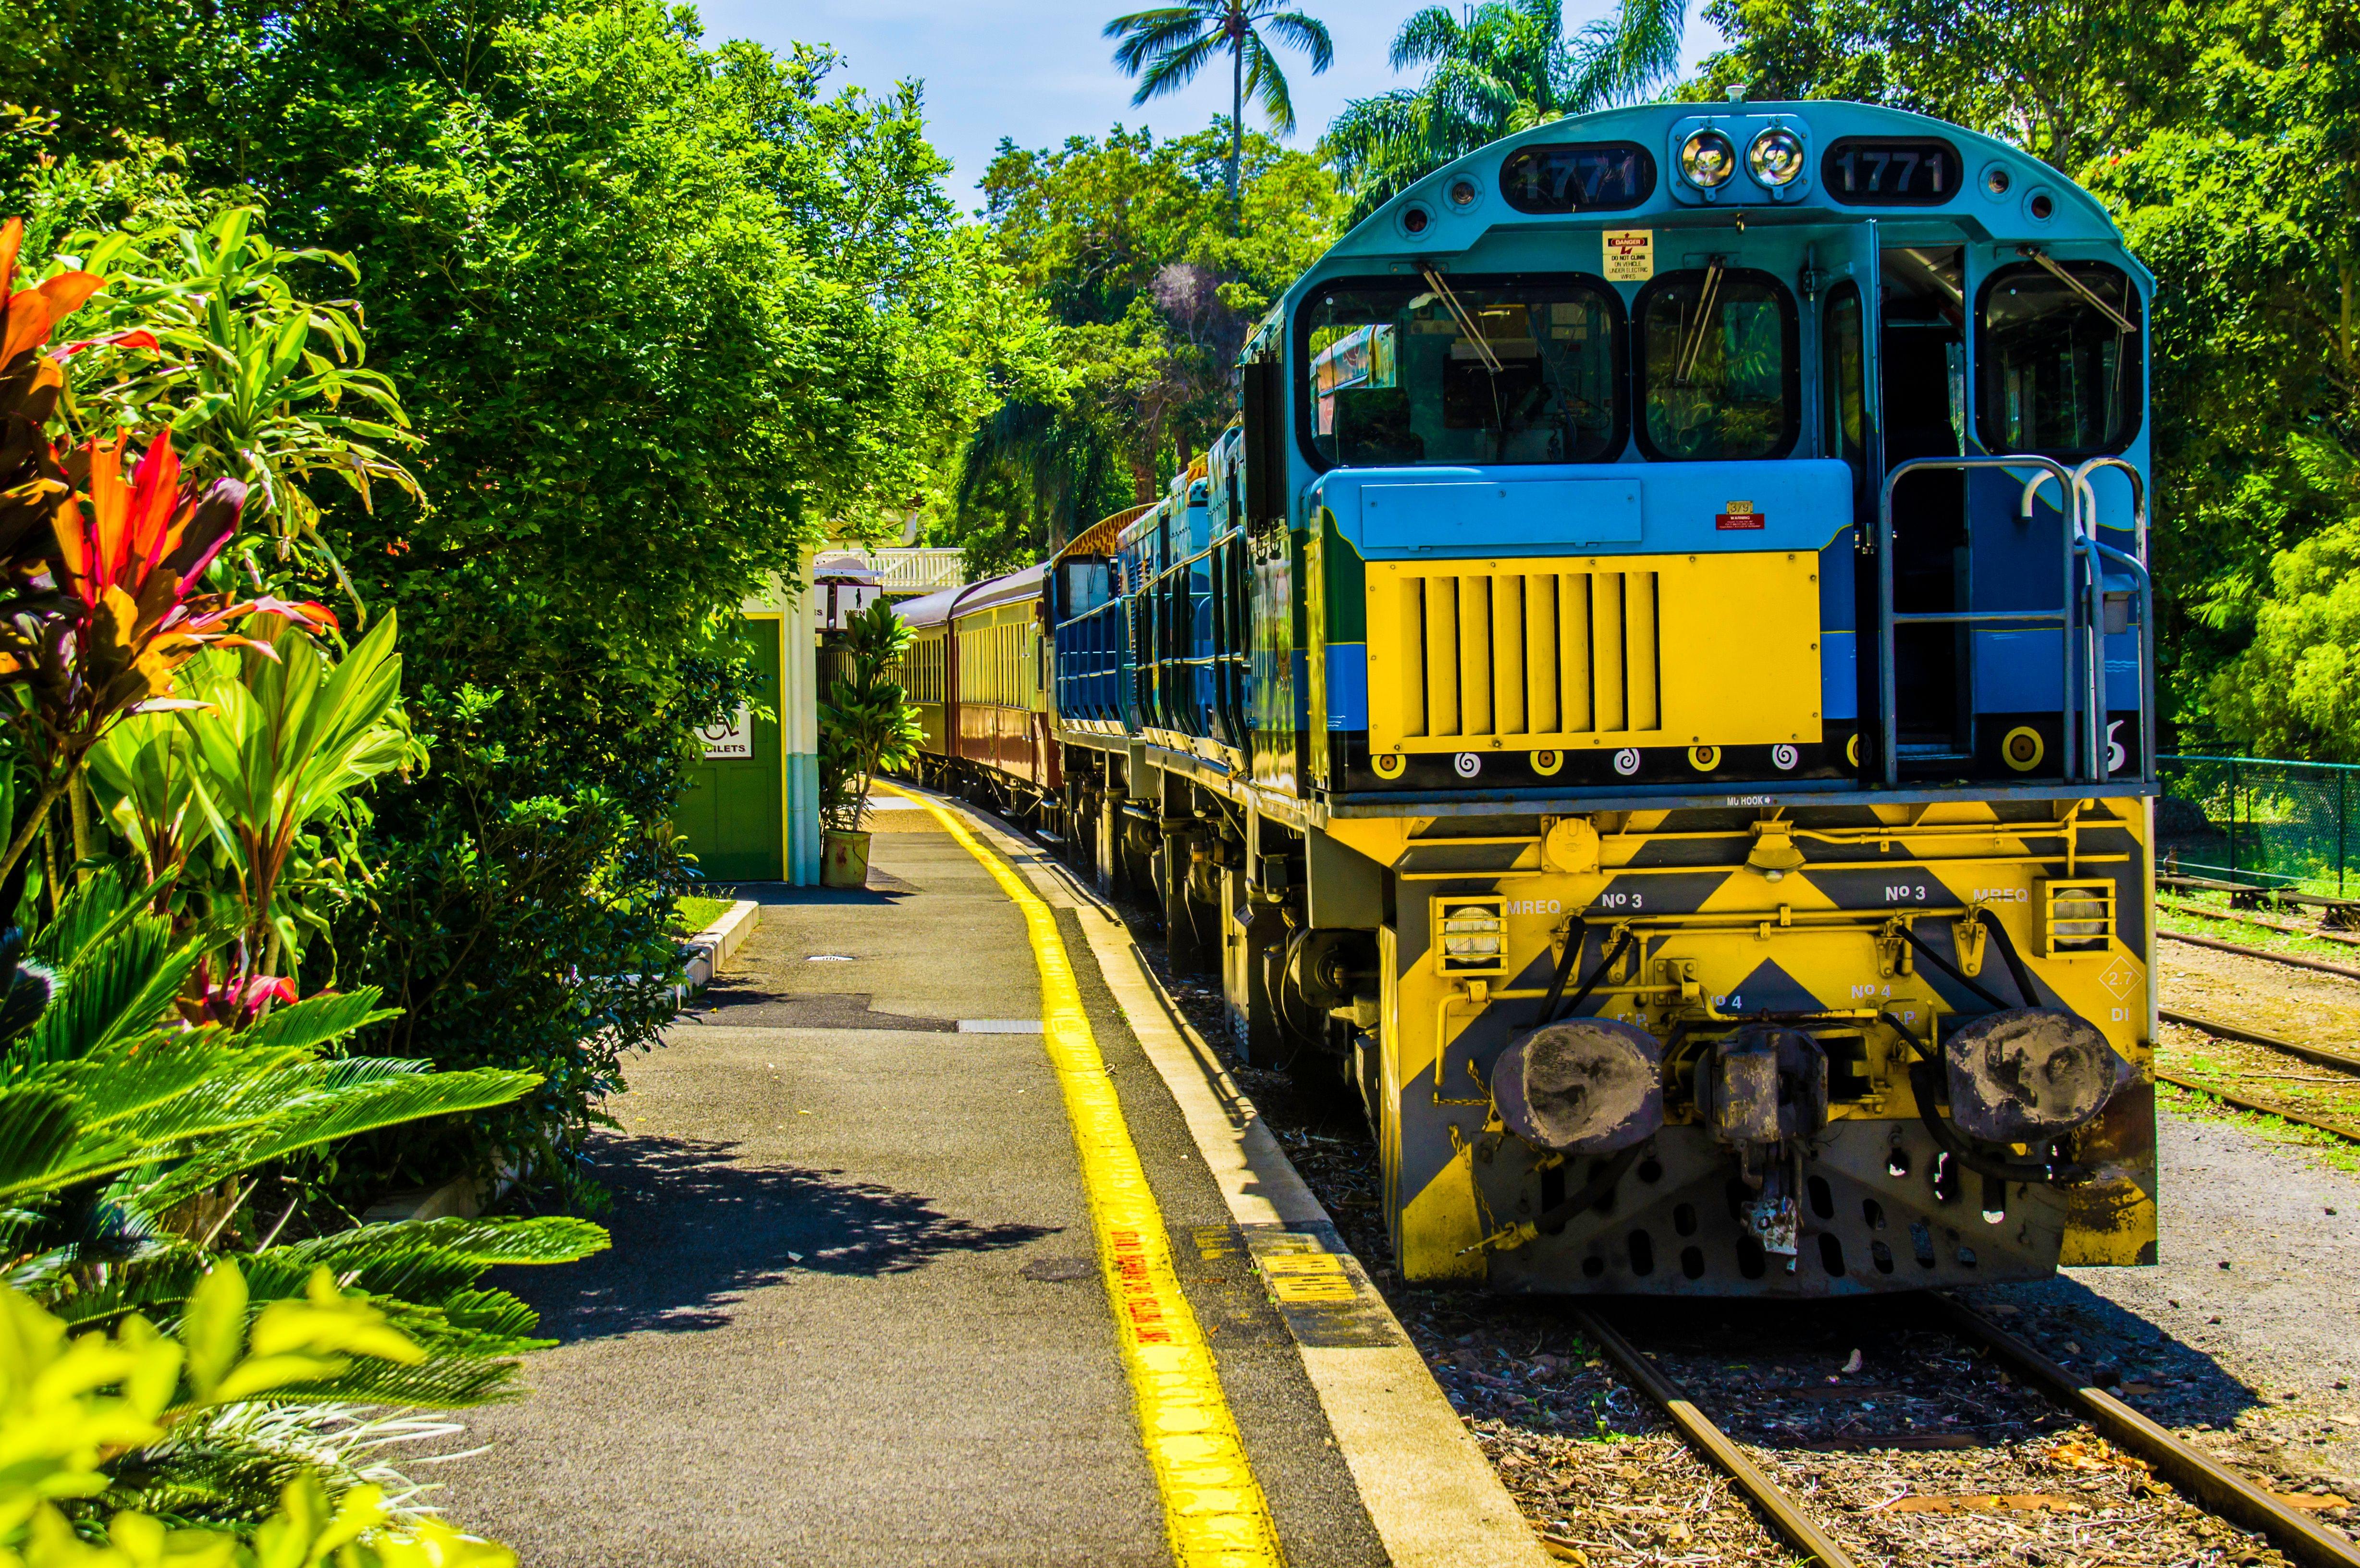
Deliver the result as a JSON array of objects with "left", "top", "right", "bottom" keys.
[{"left": 878, "top": 781, "right": 1285, "bottom": 1568}]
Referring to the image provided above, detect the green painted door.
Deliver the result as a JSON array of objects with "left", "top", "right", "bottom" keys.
[{"left": 676, "top": 616, "right": 785, "bottom": 882}]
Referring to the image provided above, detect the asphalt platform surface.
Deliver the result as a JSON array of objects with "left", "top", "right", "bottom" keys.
[{"left": 434, "top": 803, "right": 1386, "bottom": 1566}]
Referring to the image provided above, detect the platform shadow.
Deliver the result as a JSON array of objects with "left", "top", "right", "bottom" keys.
[
  {"left": 502, "top": 1134, "right": 1057, "bottom": 1343},
  {"left": 682, "top": 983, "right": 956, "bottom": 1032},
  {"left": 702, "top": 880, "right": 914, "bottom": 906}
]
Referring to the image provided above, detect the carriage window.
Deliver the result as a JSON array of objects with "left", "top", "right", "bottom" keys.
[
  {"left": 1300, "top": 277, "right": 1623, "bottom": 468},
  {"left": 1823, "top": 282, "right": 1866, "bottom": 468},
  {"left": 1635, "top": 270, "right": 1799, "bottom": 461},
  {"left": 1062, "top": 560, "right": 1110, "bottom": 618},
  {"left": 1977, "top": 261, "right": 2141, "bottom": 456}
]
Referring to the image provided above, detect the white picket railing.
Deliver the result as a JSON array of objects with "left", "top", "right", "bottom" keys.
[{"left": 864, "top": 548, "right": 964, "bottom": 593}]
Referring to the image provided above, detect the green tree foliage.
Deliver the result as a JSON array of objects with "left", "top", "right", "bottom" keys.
[
  {"left": 1105, "top": 0, "right": 1334, "bottom": 203},
  {"left": 952, "top": 122, "right": 1342, "bottom": 574},
  {"left": 2084, "top": 0, "right": 2360, "bottom": 752},
  {"left": 1688, "top": 0, "right": 2188, "bottom": 172},
  {"left": 1324, "top": 0, "right": 1696, "bottom": 223},
  {"left": 5, "top": 1, "right": 1010, "bottom": 1195}
]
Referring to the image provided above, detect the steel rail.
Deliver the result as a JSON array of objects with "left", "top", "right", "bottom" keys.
[
  {"left": 2160, "top": 1008, "right": 2360, "bottom": 1075},
  {"left": 1569, "top": 1308, "right": 1862, "bottom": 1568},
  {"left": 2160, "top": 927, "right": 2360, "bottom": 982},
  {"left": 1934, "top": 1297, "right": 2360, "bottom": 1568},
  {"left": 2158, "top": 898, "right": 2360, "bottom": 950},
  {"left": 2154, "top": 1069, "right": 2360, "bottom": 1144}
]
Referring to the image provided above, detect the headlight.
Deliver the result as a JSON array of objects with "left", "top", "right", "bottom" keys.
[
  {"left": 1680, "top": 129, "right": 1737, "bottom": 189},
  {"left": 1748, "top": 127, "right": 1806, "bottom": 187},
  {"left": 1439, "top": 905, "right": 1504, "bottom": 967}
]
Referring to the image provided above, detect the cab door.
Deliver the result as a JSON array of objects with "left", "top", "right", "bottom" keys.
[{"left": 1815, "top": 227, "right": 1881, "bottom": 779}]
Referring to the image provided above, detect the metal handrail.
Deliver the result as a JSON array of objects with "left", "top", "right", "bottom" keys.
[
  {"left": 2075, "top": 455, "right": 2149, "bottom": 564},
  {"left": 2089, "top": 537, "right": 2157, "bottom": 783},
  {"left": 1877, "top": 454, "right": 2080, "bottom": 785},
  {"left": 2072, "top": 536, "right": 2108, "bottom": 787}
]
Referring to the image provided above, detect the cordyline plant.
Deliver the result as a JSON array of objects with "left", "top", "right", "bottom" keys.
[
  {"left": 54, "top": 208, "right": 424, "bottom": 615},
  {"left": 0, "top": 218, "right": 332, "bottom": 885}
]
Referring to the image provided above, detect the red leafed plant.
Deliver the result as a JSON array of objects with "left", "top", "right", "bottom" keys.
[
  {"left": 0, "top": 216, "right": 328, "bottom": 881},
  {"left": 0, "top": 217, "right": 102, "bottom": 585},
  {"left": 176, "top": 956, "right": 300, "bottom": 1029}
]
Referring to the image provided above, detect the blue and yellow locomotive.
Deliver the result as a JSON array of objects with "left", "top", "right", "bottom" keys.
[{"left": 908, "top": 97, "right": 2158, "bottom": 1297}]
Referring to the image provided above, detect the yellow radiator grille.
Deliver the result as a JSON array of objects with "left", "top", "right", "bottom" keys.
[
  {"left": 1397, "top": 569, "right": 1660, "bottom": 741},
  {"left": 1363, "top": 552, "right": 1824, "bottom": 755}
]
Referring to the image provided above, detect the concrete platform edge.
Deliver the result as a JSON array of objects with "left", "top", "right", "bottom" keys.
[
  {"left": 681, "top": 898, "right": 762, "bottom": 991},
  {"left": 925, "top": 792, "right": 1553, "bottom": 1568}
]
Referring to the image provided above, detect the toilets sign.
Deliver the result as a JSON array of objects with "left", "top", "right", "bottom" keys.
[{"left": 701, "top": 705, "right": 754, "bottom": 760}]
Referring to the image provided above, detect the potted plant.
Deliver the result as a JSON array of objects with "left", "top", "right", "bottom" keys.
[{"left": 817, "top": 597, "right": 923, "bottom": 888}]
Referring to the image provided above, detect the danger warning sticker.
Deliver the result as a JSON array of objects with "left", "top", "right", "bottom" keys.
[
  {"left": 1716, "top": 500, "right": 1765, "bottom": 530},
  {"left": 1602, "top": 230, "right": 1653, "bottom": 282}
]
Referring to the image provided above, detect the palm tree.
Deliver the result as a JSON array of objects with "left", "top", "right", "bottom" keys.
[
  {"left": 1105, "top": 0, "right": 1336, "bottom": 203},
  {"left": 1323, "top": 0, "right": 1688, "bottom": 224}
]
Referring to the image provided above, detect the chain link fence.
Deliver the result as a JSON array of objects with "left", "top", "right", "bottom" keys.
[{"left": 2156, "top": 754, "right": 2360, "bottom": 895}]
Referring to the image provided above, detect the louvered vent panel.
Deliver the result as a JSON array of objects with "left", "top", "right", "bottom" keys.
[{"left": 1391, "top": 568, "right": 1663, "bottom": 743}]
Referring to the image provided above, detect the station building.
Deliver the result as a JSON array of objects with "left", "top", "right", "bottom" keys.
[{"left": 672, "top": 548, "right": 963, "bottom": 886}]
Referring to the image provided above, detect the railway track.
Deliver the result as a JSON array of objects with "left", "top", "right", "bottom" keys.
[
  {"left": 1575, "top": 1300, "right": 2360, "bottom": 1568},
  {"left": 2153, "top": 917, "right": 2360, "bottom": 1142},
  {"left": 2163, "top": 924, "right": 2360, "bottom": 982},
  {"left": 2154, "top": 1011, "right": 2360, "bottom": 1145},
  {"left": 2161, "top": 897, "right": 2360, "bottom": 951}
]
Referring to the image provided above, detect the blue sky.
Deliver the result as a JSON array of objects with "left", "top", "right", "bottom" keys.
[{"left": 691, "top": 1, "right": 1728, "bottom": 211}]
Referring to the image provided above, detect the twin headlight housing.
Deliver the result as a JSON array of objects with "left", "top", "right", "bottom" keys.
[{"left": 1678, "top": 124, "right": 1808, "bottom": 198}]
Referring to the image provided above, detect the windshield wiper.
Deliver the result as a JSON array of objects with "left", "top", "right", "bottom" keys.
[
  {"left": 1420, "top": 265, "right": 1502, "bottom": 374},
  {"left": 1673, "top": 257, "right": 1726, "bottom": 387},
  {"left": 2018, "top": 246, "right": 2137, "bottom": 334}
]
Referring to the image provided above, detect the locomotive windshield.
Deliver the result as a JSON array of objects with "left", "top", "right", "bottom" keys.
[
  {"left": 1300, "top": 276, "right": 1622, "bottom": 469},
  {"left": 1634, "top": 268, "right": 1799, "bottom": 461}
]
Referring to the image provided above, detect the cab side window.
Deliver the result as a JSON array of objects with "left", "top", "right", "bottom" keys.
[
  {"left": 1823, "top": 282, "right": 1867, "bottom": 470},
  {"left": 1976, "top": 261, "right": 2141, "bottom": 456}
]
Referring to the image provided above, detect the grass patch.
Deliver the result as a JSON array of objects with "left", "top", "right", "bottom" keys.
[
  {"left": 670, "top": 895, "right": 736, "bottom": 937},
  {"left": 2155, "top": 1079, "right": 2360, "bottom": 1175}
]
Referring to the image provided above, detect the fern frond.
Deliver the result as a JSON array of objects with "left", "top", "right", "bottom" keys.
[
  {"left": 13, "top": 920, "right": 206, "bottom": 1073},
  {"left": 249, "top": 1216, "right": 605, "bottom": 1315},
  {"left": 0, "top": 1086, "right": 77, "bottom": 1200},
  {"left": 371, "top": 1290, "right": 549, "bottom": 1359},
  {"left": 236, "top": 989, "right": 402, "bottom": 1057}
]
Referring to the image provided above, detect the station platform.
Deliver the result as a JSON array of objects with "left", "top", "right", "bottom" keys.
[{"left": 430, "top": 786, "right": 1547, "bottom": 1568}]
